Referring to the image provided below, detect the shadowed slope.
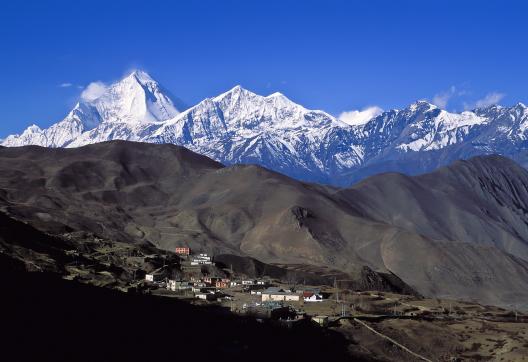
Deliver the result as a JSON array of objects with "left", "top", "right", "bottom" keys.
[{"left": 1, "top": 141, "right": 528, "bottom": 307}]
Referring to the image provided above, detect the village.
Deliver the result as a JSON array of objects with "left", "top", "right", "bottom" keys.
[
  {"left": 141, "top": 246, "right": 524, "bottom": 331},
  {"left": 140, "top": 248, "right": 528, "bottom": 360},
  {"left": 142, "top": 247, "right": 333, "bottom": 325},
  {"left": 37, "top": 232, "right": 528, "bottom": 360}
]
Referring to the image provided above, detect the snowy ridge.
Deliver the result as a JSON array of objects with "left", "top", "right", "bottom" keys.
[
  {"left": 3, "top": 70, "right": 528, "bottom": 185},
  {"left": 90, "top": 70, "right": 180, "bottom": 124},
  {"left": 2, "top": 70, "right": 182, "bottom": 147}
]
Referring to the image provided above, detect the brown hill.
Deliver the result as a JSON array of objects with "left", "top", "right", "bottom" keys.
[{"left": 1, "top": 141, "right": 528, "bottom": 308}]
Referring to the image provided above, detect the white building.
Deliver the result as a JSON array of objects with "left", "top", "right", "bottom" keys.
[
  {"left": 261, "top": 287, "right": 300, "bottom": 302},
  {"left": 167, "top": 280, "right": 192, "bottom": 291},
  {"left": 145, "top": 267, "right": 167, "bottom": 282},
  {"left": 304, "top": 293, "right": 323, "bottom": 302},
  {"left": 191, "top": 260, "right": 212, "bottom": 265},
  {"left": 195, "top": 292, "right": 217, "bottom": 301},
  {"left": 190, "top": 253, "right": 213, "bottom": 265},
  {"left": 167, "top": 279, "right": 178, "bottom": 290}
]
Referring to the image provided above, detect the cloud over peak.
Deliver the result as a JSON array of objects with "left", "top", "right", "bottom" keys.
[
  {"left": 475, "top": 92, "right": 505, "bottom": 108},
  {"left": 339, "top": 106, "right": 383, "bottom": 126},
  {"left": 80, "top": 82, "right": 107, "bottom": 101},
  {"left": 432, "top": 86, "right": 457, "bottom": 109}
]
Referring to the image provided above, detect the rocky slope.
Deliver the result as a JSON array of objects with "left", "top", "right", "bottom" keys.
[{"left": 1, "top": 141, "right": 528, "bottom": 308}]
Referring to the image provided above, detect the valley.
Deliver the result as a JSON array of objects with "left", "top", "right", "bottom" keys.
[
  {"left": 2, "top": 207, "right": 527, "bottom": 361},
  {"left": 4, "top": 2, "right": 528, "bottom": 361},
  {"left": 2, "top": 141, "right": 528, "bottom": 360}
]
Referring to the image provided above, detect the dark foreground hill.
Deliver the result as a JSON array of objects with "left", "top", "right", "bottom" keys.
[
  {"left": 1, "top": 263, "right": 361, "bottom": 362},
  {"left": 1, "top": 141, "right": 528, "bottom": 308}
]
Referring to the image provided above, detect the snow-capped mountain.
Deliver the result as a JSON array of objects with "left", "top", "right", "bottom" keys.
[
  {"left": 140, "top": 85, "right": 364, "bottom": 181},
  {"left": 347, "top": 101, "right": 528, "bottom": 182},
  {"left": 64, "top": 83, "right": 363, "bottom": 182},
  {"left": 3, "top": 70, "right": 528, "bottom": 185},
  {"left": 2, "top": 70, "right": 183, "bottom": 147}
]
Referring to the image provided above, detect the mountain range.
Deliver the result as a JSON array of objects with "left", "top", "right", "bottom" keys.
[
  {"left": 3, "top": 70, "right": 528, "bottom": 185},
  {"left": 1, "top": 141, "right": 528, "bottom": 308}
]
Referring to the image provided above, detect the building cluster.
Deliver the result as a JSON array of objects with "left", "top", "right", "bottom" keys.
[
  {"left": 147, "top": 271, "right": 323, "bottom": 304},
  {"left": 164, "top": 275, "right": 233, "bottom": 301},
  {"left": 260, "top": 287, "right": 324, "bottom": 303},
  {"left": 190, "top": 253, "right": 213, "bottom": 266},
  {"left": 144, "top": 246, "right": 326, "bottom": 325},
  {"left": 140, "top": 247, "right": 336, "bottom": 329},
  {"left": 159, "top": 273, "right": 277, "bottom": 303},
  {"left": 174, "top": 247, "right": 215, "bottom": 266}
]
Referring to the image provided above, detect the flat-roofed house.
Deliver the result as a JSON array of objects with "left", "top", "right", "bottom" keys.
[
  {"left": 167, "top": 280, "right": 192, "bottom": 291},
  {"left": 195, "top": 292, "right": 217, "bottom": 301},
  {"left": 145, "top": 267, "right": 167, "bottom": 282},
  {"left": 261, "top": 287, "right": 300, "bottom": 302}
]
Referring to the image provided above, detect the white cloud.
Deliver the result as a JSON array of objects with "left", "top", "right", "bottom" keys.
[
  {"left": 80, "top": 81, "right": 107, "bottom": 101},
  {"left": 432, "top": 86, "right": 456, "bottom": 109},
  {"left": 463, "top": 92, "right": 506, "bottom": 110},
  {"left": 475, "top": 92, "right": 505, "bottom": 108},
  {"left": 59, "top": 82, "right": 73, "bottom": 88},
  {"left": 339, "top": 106, "right": 383, "bottom": 126}
]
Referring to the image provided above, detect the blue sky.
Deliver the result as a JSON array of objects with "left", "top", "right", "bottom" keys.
[{"left": 1, "top": 0, "right": 527, "bottom": 136}]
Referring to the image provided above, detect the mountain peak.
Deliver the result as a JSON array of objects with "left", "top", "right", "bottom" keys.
[
  {"left": 25, "top": 124, "right": 42, "bottom": 134},
  {"left": 213, "top": 85, "right": 258, "bottom": 102},
  {"left": 408, "top": 100, "right": 437, "bottom": 113},
  {"left": 126, "top": 69, "right": 155, "bottom": 84},
  {"left": 413, "top": 99, "right": 435, "bottom": 106},
  {"left": 267, "top": 91, "right": 284, "bottom": 97},
  {"left": 0, "top": 71, "right": 183, "bottom": 148},
  {"left": 223, "top": 84, "right": 245, "bottom": 94},
  {"left": 82, "top": 69, "right": 181, "bottom": 124},
  {"left": 227, "top": 84, "right": 250, "bottom": 94}
]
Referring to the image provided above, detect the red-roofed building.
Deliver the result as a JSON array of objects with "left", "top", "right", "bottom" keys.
[
  {"left": 216, "top": 281, "right": 229, "bottom": 289},
  {"left": 175, "top": 247, "right": 190, "bottom": 256}
]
